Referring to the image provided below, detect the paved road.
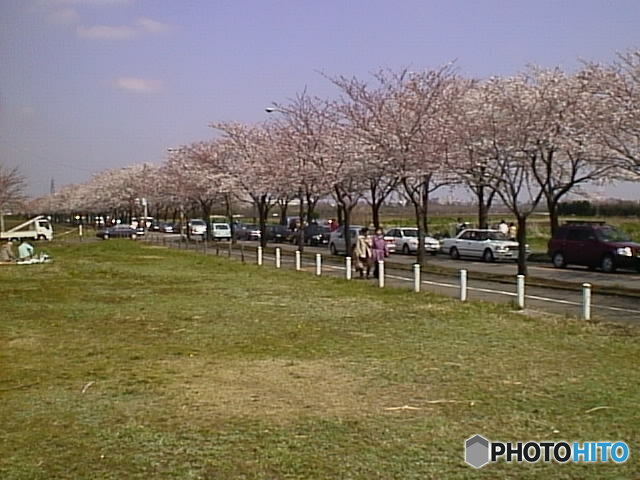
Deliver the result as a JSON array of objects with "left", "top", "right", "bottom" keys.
[
  {"left": 157, "top": 235, "right": 640, "bottom": 291},
  {"left": 146, "top": 233, "right": 640, "bottom": 324}
]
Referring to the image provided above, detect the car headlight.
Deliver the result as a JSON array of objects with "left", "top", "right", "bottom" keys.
[
  {"left": 496, "top": 246, "right": 509, "bottom": 252},
  {"left": 616, "top": 247, "right": 632, "bottom": 257}
]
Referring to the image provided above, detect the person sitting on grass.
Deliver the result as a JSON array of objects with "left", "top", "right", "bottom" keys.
[
  {"left": 18, "top": 239, "right": 35, "bottom": 261},
  {"left": 0, "top": 241, "right": 16, "bottom": 262}
]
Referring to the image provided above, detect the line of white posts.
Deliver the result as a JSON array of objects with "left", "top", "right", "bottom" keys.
[{"left": 257, "top": 248, "right": 594, "bottom": 321}]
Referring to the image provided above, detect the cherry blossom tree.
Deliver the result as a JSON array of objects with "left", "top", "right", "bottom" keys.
[
  {"left": 582, "top": 50, "right": 640, "bottom": 178},
  {"left": 214, "top": 122, "right": 294, "bottom": 247},
  {"left": 267, "top": 91, "right": 334, "bottom": 250},
  {"left": 448, "top": 84, "right": 504, "bottom": 229},
  {"left": 331, "top": 65, "right": 466, "bottom": 264},
  {"left": 162, "top": 141, "right": 233, "bottom": 238},
  {"left": 0, "top": 163, "right": 26, "bottom": 230}
]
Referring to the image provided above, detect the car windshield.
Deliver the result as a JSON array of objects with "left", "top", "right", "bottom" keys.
[
  {"left": 402, "top": 230, "right": 418, "bottom": 237},
  {"left": 596, "top": 227, "right": 631, "bottom": 242},
  {"left": 214, "top": 225, "right": 229, "bottom": 230},
  {"left": 487, "top": 232, "right": 510, "bottom": 240},
  {"left": 191, "top": 220, "right": 205, "bottom": 226}
]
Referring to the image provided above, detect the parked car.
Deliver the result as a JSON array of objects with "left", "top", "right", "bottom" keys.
[
  {"left": 234, "top": 223, "right": 261, "bottom": 241},
  {"left": 328, "top": 226, "right": 364, "bottom": 255},
  {"left": 289, "top": 224, "right": 331, "bottom": 246},
  {"left": 96, "top": 224, "right": 138, "bottom": 240},
  {"left": 441, "top": 229, "right": 526, "bottom": 262},
  {"left": 187, "top": 219, "right": 207, "bottom": 239},
  {"left": 264, "top": 224, "right": 291, "bottom": 243},
  {"left": 159, "top": 222, "right": 177, "bottom": 233},
  {"left": 211, "top": 222, "right": 232, "bottom": 241},
  {"left": 385, "top": 227, "right": 440, "bottom": 255},
  {"left": 548, "top": 221, "right": 640, "bottom": 273}
]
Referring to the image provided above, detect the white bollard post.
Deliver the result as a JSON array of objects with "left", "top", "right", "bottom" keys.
[
  {"left": 460, "top": 269, "right": 468, "bottom": 302},
  {"left": 78, "top": 224, "right": 83, "bottom": 238},
  {"left": 345, "top": 256, "right": 352, "bottom": 280},
  {"left": 315, "top": 253, "right": 322, "bottom": 276},
  {"left": 257, "top": 246, "right": 263, "bottom": 266},
  {"left": 295, "top": 250, "right": 301, "bottom": 271},
  {"left": 413, "top": 264, "right": 420, "bottom": 293},
  {"left": 378, "top": 260, "right": 385, "bottom": 288},
  {"left": 516, "top": 274, "right": 525, "bottom": 309},
  {"left": 582, "top": 283, "right": 592, "bottom": 320},
  {"left": 275, "top": 247, "right": 281, "bottom": 269}
]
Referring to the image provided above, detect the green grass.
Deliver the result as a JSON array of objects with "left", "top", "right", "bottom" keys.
[{"left": 1, "top": 241, "right": 639, "bottom": 479}]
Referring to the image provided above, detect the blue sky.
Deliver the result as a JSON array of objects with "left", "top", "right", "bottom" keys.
[{"left": 1, "top": 0, "right": 639, "bottom": 198}]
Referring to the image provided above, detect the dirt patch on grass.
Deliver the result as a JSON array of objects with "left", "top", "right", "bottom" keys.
[
  {"left": 137, "top": 255, "right": 164, "bottom": 259},
  {"left": 6, "top": 336, "right": 41, "bottom": 349},
  {"left": 162, "top": 358, "right": 430, "bottom": 422}
]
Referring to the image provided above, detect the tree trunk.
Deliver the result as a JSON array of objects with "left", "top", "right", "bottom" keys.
[
  {"left": 546, "top": 194, "right": 560, "bottom": 237},
  {"left": 225, "top": 194, "right": 235, "bottom": 243},
  {"left": 336, "top": 204, "right": 344, "bottom": 227},
  {"left": 200, "top": 200, "right": 212, "bottom": 240},
  {"left": 371, "top": 200, "right": 382, "bottom": 230},
  {"left": 305, "top": 194, "right": 318, "bottom": 225},
  {"left": 278, "top": 200, "right": 289, "bottom": 226},
  {"left": 516, "top": 216, "right": 528, "bottom": 276},
  {"left": 257, "top": 195, "right": 269, "bottom": 248},
  {"left": 298, "top": 189, "right": 305, "bottom": 253},
  {"left": 477, "top": 185, "right": 487, "bottom": 229}
]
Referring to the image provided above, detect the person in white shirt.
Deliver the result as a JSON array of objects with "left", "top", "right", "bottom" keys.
[
  {"left": 18, "top": 240, "right": 35, "bottom": 260},
  {"left": 498, "top": 220, "right": 509, "bottom": 236}
]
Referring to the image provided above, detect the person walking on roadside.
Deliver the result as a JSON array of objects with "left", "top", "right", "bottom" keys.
[
  {"left": 371, "top": 228, "right": 388, "bottom": 279},
  {"left": 508, "top": 222, "right": 517, "bottom": 241},
  {"left": 354, "top": 227, "right": 371, "bottom": 279}
]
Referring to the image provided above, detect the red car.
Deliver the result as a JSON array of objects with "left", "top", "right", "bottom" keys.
[{"left": 548, "top": 221, "right": 640, "bottom": 273}]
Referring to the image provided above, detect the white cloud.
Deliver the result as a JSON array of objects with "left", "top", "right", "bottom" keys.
[
  {"left": 75, "top": 17, "right": 170, "bottom": 40},
  {"left": 77, "top": 24, "right": 136, "bottom": 39},
  {"left": 47, "top": 7, "right": 80, "bottom": 24},
  {"left": 136, "top": 17, "right": 170, "bottom": 34},
  {"left": 113, "top": 77, "right": 162, "bottom": 94}
]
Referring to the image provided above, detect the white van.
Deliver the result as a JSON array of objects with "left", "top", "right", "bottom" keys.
[{"left": 211, "top": 222, "right": 232, "bottom": 241}]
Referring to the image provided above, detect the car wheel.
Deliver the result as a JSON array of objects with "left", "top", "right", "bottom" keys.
[
  {"left": 601, "top": 254, "right": 616, "bottom": 273},
  {"left": 450, "top": 247, "right": 460, "bottom": 260},
  {"left": 402, "top": 244, "right": 410, "bottom": 255},
  {"left": 430, "top": 251, "right": 438, "bottom": 256},
  {"left": 330, "top": 243, "right": 338, "bottom": 255},
  {"left": 552, "top": 252, "right": 566, "bottom": 268},
  {"left": 483, "top": 249, "right": 495, "bottom": 263}
]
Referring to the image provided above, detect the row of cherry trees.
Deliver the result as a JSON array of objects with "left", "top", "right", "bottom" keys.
[{"left": 31, "top": 50, "right": 640, "bottom": 274}]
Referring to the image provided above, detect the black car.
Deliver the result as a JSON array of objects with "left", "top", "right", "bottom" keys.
[
  {"left": 264, "top": 224, "right": 291, "bottom": 243},
  {"left": 289, "top": 224, "right": 331, "bottom": 246},
  {"left": 234, "top": 223, "right": 261, "bottom": 241},
  {"left": 96, "top": 224, "right": 138, "bottom": 239},
  {"left": 159, "top": 222, "right": 177, "bottom": 233}
]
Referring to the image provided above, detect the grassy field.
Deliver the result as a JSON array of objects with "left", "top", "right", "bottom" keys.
[{"left": 1, "top": 241, "right": 639, "bottom": 479}]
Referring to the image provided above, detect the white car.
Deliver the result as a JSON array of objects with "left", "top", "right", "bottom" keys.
[
  {"left": 385, "top": 227, "right": 440, "bottom": 255},
  {"left": 441, "top": 229, "right": 526, "bottom": 262},
  {"left": 329, "top": 226, "right": 396, "bottom": 255},
  {"left": 328, "top": 226, "right": 363, "bottom": 255},
  {"left": 211, "top": 222, "right": 232, "bottom": 241},
  {"left": 187, "top": 219, "right": 207, "bottom": 238}
]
